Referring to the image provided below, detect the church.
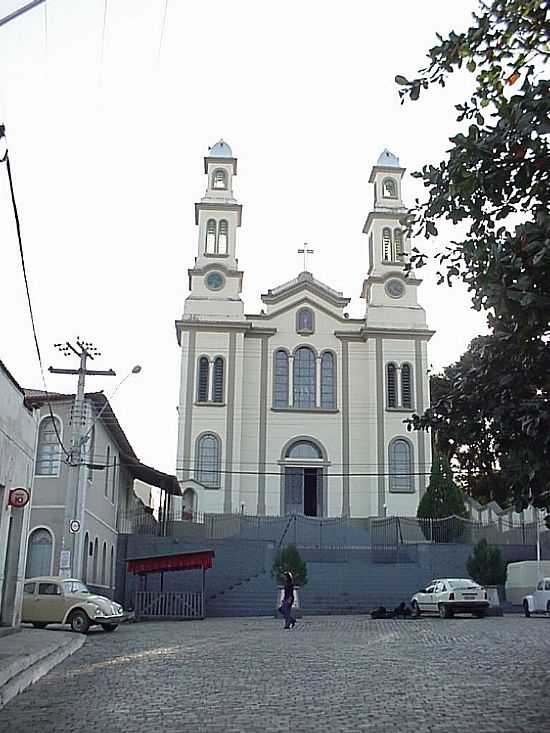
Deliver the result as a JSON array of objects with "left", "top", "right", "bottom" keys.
[{"left": 175, "top": 141, "right": 433, "bottom": 519}]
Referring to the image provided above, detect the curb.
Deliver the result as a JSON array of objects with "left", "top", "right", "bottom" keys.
[{"left": 0, "top": 633, "right": 86, "bottom": 710}]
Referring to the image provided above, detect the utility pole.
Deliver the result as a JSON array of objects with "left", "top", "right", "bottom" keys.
[{"left": 49, "top": 339, "right": 115, "bottom": 578}]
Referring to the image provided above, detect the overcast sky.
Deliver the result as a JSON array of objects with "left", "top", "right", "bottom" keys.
[{"left": 0, "top": 0, "right": 487, "bottom": 474}]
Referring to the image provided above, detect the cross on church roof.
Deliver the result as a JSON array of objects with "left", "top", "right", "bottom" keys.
[{"left": 297, "top": 244, "right": 315, "bottom": 272}]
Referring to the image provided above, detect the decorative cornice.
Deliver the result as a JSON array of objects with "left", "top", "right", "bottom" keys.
[
  {"left": 368, "top": 165, "right": 406, "bottom": 183},
  {"left": 203, "top": 156, "right": 238, "bottom": 175},
  {"left": 363, "top": 209, "right": 408, "bottom": 233},
  {"left": 194, "top": 202, "right": 242, "bottom": 225},
  {"left": 175, "top": 319, "right": 250, "bottom": 345},
  {"left": 261, "top": 271, "right": 350, "bottom": 308}
]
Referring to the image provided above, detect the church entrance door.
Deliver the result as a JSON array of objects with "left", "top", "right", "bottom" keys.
[{"left": 284, "top": 467, "right": 321, "bottom": 517}]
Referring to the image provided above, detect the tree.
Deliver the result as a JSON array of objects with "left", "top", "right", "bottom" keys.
[
  {"left": 271, "top": 544, "right": 308, "bottom": 587},
  {"left": 398, "top": 1, "right": 550, "bottom": 509},
  {"left": 467, "top": 539, "right": 508, "bottom": 587},
  {"left": 417, "top": 450, "right": 468, "bottom": 541}
]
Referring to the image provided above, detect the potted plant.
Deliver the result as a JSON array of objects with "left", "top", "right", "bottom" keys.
[
  {"left": 271, "top": 544, "right": 307, "bottom": 618},
  {"left": 467, "top": 538, "right": 507, "bottom": 609}
]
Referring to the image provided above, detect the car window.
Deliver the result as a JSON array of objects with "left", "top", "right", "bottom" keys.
[
  {"left": 545, "top": 581, "right": 550, "bottom": 591},
  {"left": 448, "top": 580, "right": 481, "bottom": 590},
  {"left": 24, "top": 582, "right": 35, "bottom": 594},
  {"left": 63, "top": 581, "right": 90, "bottom": 594},
  {"left": 537, "top": 581, "right": 544, "bottom": 591},
  {"left": 425, "top": 585, "right": 435, "bottom": 593},
  {"left": 38, "top": 582, "right": 61, "bottom": 596}
]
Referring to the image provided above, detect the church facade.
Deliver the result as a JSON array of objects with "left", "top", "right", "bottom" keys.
[{"left": 175, "top": 141, "right": 433, "bottom": 519}]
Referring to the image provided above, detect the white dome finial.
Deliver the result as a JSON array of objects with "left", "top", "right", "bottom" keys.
[
  {"left": 377, "top": 148, "right": 400, "bottom": 167},
  {"left": 208, "top": 139, "right": 233, "bottom": 158}
]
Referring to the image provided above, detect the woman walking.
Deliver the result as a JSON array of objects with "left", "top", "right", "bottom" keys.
[{"left": 280, "top": 571, "right": 296, "bottom": 629}]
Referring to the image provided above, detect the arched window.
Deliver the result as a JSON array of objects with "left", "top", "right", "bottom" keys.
[
  {"left": 320, "top": 352, "right": 336, "bottom": 409},
  {"left": 82, "top": 532, "right": 89, "bottom": 583},
  {"left": 212, "top": 168, "right": 227, "bottom": 189},
  {"left": 111, "top": 455, "right": 117, "bottom": 502},
  {"left": 212, "top": 357, "right": 224, "bottom": 403},
  {"left": 35, "top": 417, "right": 62, "bottom": 475},
  {"left": 296, "top": 307, "right": 314, "bottom": 334},
  {"left": 383, "top": 178, "right": 397, "bottom": 198},
  {"left": 205, "top": 219, "right": 217, "bottom": 253},
  {"left": 285, "top": 440, "right": 322, "bottom": 459},
  {"left": 293, "top": 347, "right": 316, "bottom": 408},
  {"left": 389, "top": 438, "right": 413, "bottom": 492},
  {"left": 92, "top": 538, "right": 99, "bottom": 582},
  {"left": 387, "top": 363, "right": 397, "bottom": 407},
  {"left": 26, "top": 528, "right": 53, "bottom": 577},
  {"left": 217, "top": 220, "right": 228, "bottom": 254},
  {"left": 182, "top": 487, "right": 196, "bottom": 518},
  {"left": 196, "top": 433, "right": 221, "bottom": 487},
  {"left": 104, "top": 446, "right": 110, "bottom": 497},
  {"left": 401, "top": 364, "right": 412, "bottom": 409},
  {"left": 382, "top": 228, "right": 393, "bottom": 261},
  {"left": 394, "top": 228, "right": 404, "bottom": 260},
  {"left": 110, "top": 546, "right": 114, "bottom": 588},
  {"left": 101, "top": 542, "right": 107, "bottom": 585},
  {"left": 273, "top": 350, "right": 289, "bottom": 407},
  {"left": 197, "top": 357, "right": 210, "bottom": 402}
]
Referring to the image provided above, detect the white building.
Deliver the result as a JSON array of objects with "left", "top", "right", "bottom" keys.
[
  {"left": 0, "top": 359, "right": 37, "bottom": 626},
  {"left": 175, "top": 142, "right": 433, "bottom": 519}
]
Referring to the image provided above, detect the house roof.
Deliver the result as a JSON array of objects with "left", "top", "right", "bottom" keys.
[{"left": 24, "top": 389, "right": 180, "bottom": 495}]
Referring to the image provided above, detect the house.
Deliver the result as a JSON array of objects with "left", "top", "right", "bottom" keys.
[
  {"left": 24, "top": 390, "right": 180, "bottom": 595},
  {"left": 0, "top": 359, "right": 37, "bottom": 626}
]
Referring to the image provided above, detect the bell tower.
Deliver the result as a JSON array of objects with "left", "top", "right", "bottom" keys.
[
  {"left": 184, "top": 140, "right": 245, "bottom": 320},
  {"left": 361, "top": 149, "right": 427, "bottom": 328}
]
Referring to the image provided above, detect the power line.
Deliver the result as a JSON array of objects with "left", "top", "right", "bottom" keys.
[
  {"left": 0, "top": 0, "right": 46, "bottom": 29},
  {"left": 158, "top": 0, "right": 169, "bottom": 63},
  {"left": 0, "top": 125, "right": 69, "bottom": 459}
]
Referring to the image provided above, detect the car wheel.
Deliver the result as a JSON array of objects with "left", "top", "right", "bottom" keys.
[
  {"left": 32, "top": 622, "right": 47, "bottom": 629},
  {"left": 69, "top": 609, "right": 90, "bottom": 634},
  {"left": 546, "top": 601, "right": 550, "bottom": 617},
  {"left": 523, "top": 600, "right": 531, "bottom": 618},
  {"left": 439, "top": 604, "right": 452, "bottom": 619},
  {"left": 411, "top": 601, "right": 421, "bottom": 618},
  {"left": 101, "top": 624, "right": 118, "bottom": 632}
]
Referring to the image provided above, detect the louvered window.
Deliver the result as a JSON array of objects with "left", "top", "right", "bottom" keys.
[
  {"left": 320, "top": 352, "right": 336, "bottom": 408},
  {"left": 197, "top": 357, "right": 210, "bottom": 402},
  {"left": 35, "top": 417, "right": 62, "bottom": 475},
  {"left": 212, "top": 358, "right": 224, "bottom": 402},
  {"left": 212, "top": 169, "right": 227, "bottom": 189},
  {"left": 382, "top": 228, "right": 392, "bottom": 261},
  {"left": 394, "top": 228, "right": 404, "bottom": 260},
  {"left": 293, "top": 347, "right": 316, "bottom": 408},
  {"left": 387, "top": 363, "right": 397, "bottom": 408},
  {"left": 273, "top": 350, "right": 289, "bottom": 407},
  {"left": 196, "top": 434, "right": 221, "bottom": 487},
  {"left": 401, "top": 364, "right": 412, "bottom": 409},
  {"left": 206, "top": 219, "right": 216, "bottom": 253},
  {"left": 389, "top": 439, "right": 413, "bottom": 492},
  {"left": 217, "top": 220, "right": 228, "bottom": 254},
  {"left": 383, "top": 178, "right": 397, "bottom": 198}
]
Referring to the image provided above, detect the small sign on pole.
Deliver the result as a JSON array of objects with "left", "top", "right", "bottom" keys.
[
  {"left": 59, "top": 550, "right": 71, "bottom": 569},
  {"left": 8, "top": 487, "right": 30, "bottom": 508},
  {"left": 69, "top": 520, "right": 81, "bottom": 534}
]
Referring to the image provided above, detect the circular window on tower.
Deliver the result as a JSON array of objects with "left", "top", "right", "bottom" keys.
[
  {"left": 205, "top": 272, "right": 225, "bottom": 291},
  {"left": 385, "top": 278, "right": 405, "bottom": 299}
]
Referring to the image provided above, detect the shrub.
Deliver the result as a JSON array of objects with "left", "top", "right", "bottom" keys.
[
  {"left": 271, "top": 544, "right": 307, "bottom": 587},
  {"left": 417, "top": 450, "right": 468, "bottom": 542},
  {"left": 467, "top": 539, "right": 507, "bottom": 587}
]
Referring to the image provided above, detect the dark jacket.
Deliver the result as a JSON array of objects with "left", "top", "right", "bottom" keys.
[{"left": 283, "top": 580, "right": 294, "bottom": 604}]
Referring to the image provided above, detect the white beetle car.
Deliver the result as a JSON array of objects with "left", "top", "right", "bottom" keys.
[
  {"left": 522, "top": 577, "right": 550, "bottom": 617},
  {"left": 411, "top": 578, "right": 489, "bottom": 619}
]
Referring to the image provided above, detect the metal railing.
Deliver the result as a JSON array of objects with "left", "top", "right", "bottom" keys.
[{"left": 135, "top": 591, "right": 204, "bottom": 620}]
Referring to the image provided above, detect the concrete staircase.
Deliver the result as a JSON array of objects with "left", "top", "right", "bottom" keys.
[{"left": 207, "top": 571, "right": 276, "bottom": 617}]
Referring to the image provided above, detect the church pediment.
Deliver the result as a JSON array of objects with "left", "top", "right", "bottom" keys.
[{"left": 261, "top": 272, "right": 350, "bottom": 309}]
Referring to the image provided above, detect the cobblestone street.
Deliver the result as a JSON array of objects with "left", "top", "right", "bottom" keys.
[{"left": 1, "top": 616, "right": 549, "bottom": 732}]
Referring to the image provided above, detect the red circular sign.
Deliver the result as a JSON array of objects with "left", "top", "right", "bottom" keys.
[{"left": 8, "top": 488, "right": 30, "bottom": 508}]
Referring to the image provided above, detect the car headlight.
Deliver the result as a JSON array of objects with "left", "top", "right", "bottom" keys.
[{"left": 91, "top": 606, "right": 103, "bottom": 618}]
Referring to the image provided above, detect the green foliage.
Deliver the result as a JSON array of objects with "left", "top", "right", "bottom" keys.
[
  {"left": 399, "top": 1, "right": 550, "bottom": 509},
  {"left": 417, "top": 451, "right": 467, "bottom": 542},
  {"left": 271, "top": 544, "right": 308, "bottom": 587},
  {"left": 467, "top": 539, "right": 508, "bottom": 587}
]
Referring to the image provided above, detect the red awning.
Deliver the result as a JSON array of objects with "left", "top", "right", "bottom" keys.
[{"left": 127, "top": 550, "right": 214, "bottom": 575}]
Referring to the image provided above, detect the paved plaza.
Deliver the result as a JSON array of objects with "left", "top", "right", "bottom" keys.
[{"left": 1, "top": 615, "right": 549, "bottom": 732}]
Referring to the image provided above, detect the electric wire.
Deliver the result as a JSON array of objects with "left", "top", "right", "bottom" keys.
[
  {"left": 158, "top": 0, "right": 169, "bottom": 63},
  {"left": 0, "top": 128, "right": 70, "bottom": 459}
]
